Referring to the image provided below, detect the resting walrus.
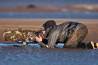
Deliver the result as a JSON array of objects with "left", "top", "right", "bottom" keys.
[{"left": 36, "top": 21, "right": 88, "bottom": 48}]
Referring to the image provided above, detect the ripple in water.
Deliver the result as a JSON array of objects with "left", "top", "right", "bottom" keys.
[{"left": 0, "top": 43, "right": 98, "bottom": 65}]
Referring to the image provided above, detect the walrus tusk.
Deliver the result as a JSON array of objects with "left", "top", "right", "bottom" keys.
[{"left": 91, "top": 41, "right": 95, "bottom": 49}]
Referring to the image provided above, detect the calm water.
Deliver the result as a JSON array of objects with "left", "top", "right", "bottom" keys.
[
  {"left": 0, "top": 43, "right": 98, "bottom": 65},
  {"left": 0, "top": 12, "right": 98, "bottom": 19},
  {"left": 0, "top": 0, "right": 98, "bottom": 7},
  {"left": 0, "top": 0, "right": 98, "bottom": 19}
]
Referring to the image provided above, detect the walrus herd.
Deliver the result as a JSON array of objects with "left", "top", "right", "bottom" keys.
[{"left": 3, "top": 21, "right": 98, "bottom": 49}]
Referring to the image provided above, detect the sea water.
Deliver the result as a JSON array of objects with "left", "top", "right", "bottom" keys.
[{"left": 0, "top": 43, "right": 98, "bottom": 65}]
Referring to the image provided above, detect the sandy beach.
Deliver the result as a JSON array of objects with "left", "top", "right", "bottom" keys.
[
  {"left": 0, "top": 5, "right": 98, "bottom": 12},
  {"left": 0, "top": 0, "right": 98, "bottom": 65},
  {"left": 0, "top": 19, "right": 98, "bottom": 43}
]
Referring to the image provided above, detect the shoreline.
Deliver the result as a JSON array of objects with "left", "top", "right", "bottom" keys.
[{"left": 0, "top": 5, "right": 98, "bottom": 12}]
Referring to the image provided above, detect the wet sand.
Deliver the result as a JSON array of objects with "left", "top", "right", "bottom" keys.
[
  {"left": 0, "top": 19, "right": 98, "bottom": 43},
  {"left": 0, "top": 5, "right": 98, "bottom": 12},
  {"left": 0, "top": 1, "right": 98, "bottom": 65}
]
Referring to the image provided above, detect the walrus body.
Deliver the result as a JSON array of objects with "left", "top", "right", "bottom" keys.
[{"left": 44, "top": 22, "right": 88, "bottom": 48}]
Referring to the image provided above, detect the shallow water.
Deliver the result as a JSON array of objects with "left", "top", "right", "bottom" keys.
[
  {"left": 0, "top": 43, "right": 64, "bottom": 48},
  {"left": 0, "top": 0, "right": 98, "bottom": 19},
  {"left": 0, "top": 12, "right": 98, "bottom": 19},
  {"left": 0, "top": 43, "right": 98, "bottom": 65},
  {"left": 0, "top": 0, "right": 98, "bottom": 7}
]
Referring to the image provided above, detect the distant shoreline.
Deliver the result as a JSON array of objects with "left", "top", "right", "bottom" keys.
[{"left": 0, "top": 5, "right": 98, "bottom": 13}]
